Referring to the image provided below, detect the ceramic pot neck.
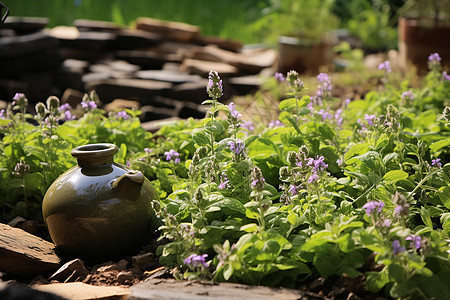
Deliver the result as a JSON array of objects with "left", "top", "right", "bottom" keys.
[{"left": 71, "top": 143, "right": 118, "bottom": 167}]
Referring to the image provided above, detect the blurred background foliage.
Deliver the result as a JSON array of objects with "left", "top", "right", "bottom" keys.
[{"left": 5, "top": 0, "right": 406, "bottom": 51}]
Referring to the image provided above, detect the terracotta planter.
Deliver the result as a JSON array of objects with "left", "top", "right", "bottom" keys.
[
  {"left": 398, "top": 17, "right": 450, "bottom": 71},
  {"left": 277, "top": 36, "right": 336, "bottom": 75},
  {"left": 42, "top": 143, "right": 157, "bottom": 261}
]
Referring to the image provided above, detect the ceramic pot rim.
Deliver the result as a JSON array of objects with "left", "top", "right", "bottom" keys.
[{"left": 71, "top": 143, "right": 118, "bottom": 166}]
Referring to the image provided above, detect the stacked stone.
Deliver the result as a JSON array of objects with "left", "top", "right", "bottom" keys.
[{"left": 0, "top": 17, "right": 277, "bottom": 125}]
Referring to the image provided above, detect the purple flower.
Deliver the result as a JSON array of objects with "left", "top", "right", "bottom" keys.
[
  {"left": 288, "top": 184, "right": 298, "bottom": 195},
  {"left": 383, "top": 219, "right": 392, "bottom": 227},
  {"left": 218, "top": 174, "right": 230, "bottom": 189},
  {"left": 401, "top": 91, "right": 414, "bottom": 103},
  {"left": 378, "top": 61, "right": 391, "bottom": 73},
  {"left": 317, "top": 73, "right": 330, "bottom": 84},
  {"left": 144, "top": 148, "right": 152, "bottom": 154},
  {"left": 13, "top": 93, "right": 25, "bottom": 102},
  {"left": 428, "top": 53, "right": 441, "bottom": 62},
  {"left": 251, "top": 178, "right": 265, "bottom": 188},
  {"left": 64, "top": 110, "right": 76, "bottom": 120},
  {"left": 432, "top": 158, "right": 442, "bottom": 168},
  {"left": 392, "top": 240, "right": 405, "bottom": 255},
  {"left": 241, "top": 120, "right": 255, "bottom": 132},
  {"left": 274, "top": 72, "right": 285, "bottom": 81},
  {"left": 336, "top": 159, "right": 343, "bottom": 166},
  {"left": 58, "top": 103, "right": 71, "bottom": 112},
  {"left": 307, "top": 156, "right": 328, "bottom": 172},
  {"left": 345, "top": 98, "right": 351, "bottom": 107},
  {"left": 443, "top": 71, "right": 450, "bottom": 81},
  {"left": 117, "top": 110, "right": 129, "bottom": 120},
  {"left": 307, "top": 173, "right": 319, "bottom": 183},
  {"left": 81, "top": 101, "right": 97, "bottom": 109},
  {"left": 226, "top": 102, "right": 242, "bottom": 119},
  {"left": 364, "top": 114, "right": 376, "bottom": 126},
  {"left": 228, "top": 139, "right": 245, "bottom": 155},
  {"left": 362, "top": 200, "right": 385, "bottom": 216},
  {"left": 318, "top": 109, "right": 333, "bottom": 121},
  {"left": 357, "top": 118, "right": 366, "bottom": 130},
  {"left": 164, "top": 149, "right": 180, "bottom": 163},
  {"left": 269, "top": 120, "right": 283, "bottom": 128},
  {"left": 0, "top": 109, "right": 5, "bottom": 119},
  {"left": 406, "top": 235, "right": 422, "bottom": 250},
  {"left": 184, "top": 254, "right": 209, "bottom": 268}
]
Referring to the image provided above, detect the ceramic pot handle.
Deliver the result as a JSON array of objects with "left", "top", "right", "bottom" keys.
[{"left": 112, "top": 171, "right": 145, "bottom": 191}]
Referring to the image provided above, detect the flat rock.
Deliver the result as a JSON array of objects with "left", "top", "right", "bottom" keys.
[
  {"left": 136, "top": 17, "right": 199, "bottom": 42},
  {"left": 34, "top": 282, "right": 129, "bottom": 300},
  {"left": 116, "top": 50, "right": 177, "bottom": 69},
  {"left": 104, "top": 99, "right": 141, "bottom": 112},
  {"left": 129, "top": 278, "right": 322, "bottom": 300},
  {"left": 188, "top": 45, "right": 277, "bottom": 73},
  {"left": 73, "top": 19, "right": 123, "bottom": 33},
  {"left": 228, "top": 75, "right": 262, "bottom": 95},
  {"left": 193, "top": 35, "right": 243, "bottom": 52},
  {"left": 180, "top": 58, "right": 238, "bottom": 77},
  {"left": 50, "top": 26, "right": 116, "bottom": 50},
  {"left": 61, "top": 88, "right": 84, "bottom": 107},
  {"left": 3, "top": 16, "right": 49, "bottom": 34},
  {"left": 0, "top": 223, "right": 61, "bottom": 278},
  {"left": 136, "top": 70, "right": 202, "bottom": 84},
  {"left": 85, "top": 78, "right": 172, "bottom": 103},
  {"left": 114, "top": 29, "right": 162, "bottom": 50},
  {"left": 49, "top": 259, "right": 89, "bottom": 283},
  {"left": 0, "top": 31, "right": 58, "bottom": 58}
]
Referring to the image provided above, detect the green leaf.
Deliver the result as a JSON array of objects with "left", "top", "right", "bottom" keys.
[
  {"left": 192, "top": 131, "right": 210, "bottom": 146},
  {"left": 240, "top": 223, "right": 258, "bottom": 232},
  {"left": 438, "top": 186, "right": 450, "bottom": 209},
  {"left": 205, "top": 120, "right": 224, "bottom": 135},
  {"left": 223, "top": 264, "right": 234, "bottom": 280},
  {"left": 430, "top": 138, "right": 450, "bottom": 152},
  {"left": 366, "top": 268, "right": 390, "bottom": 292},
  {"left": 383, "top": 170, "right": 408, "bottom": 183},
  {"left": 345, "top": 143, "right": 369, "bottom": 161},
  {"left": 420, "top": 206, "right": 433, "bottom": 228},
  {"left": 286, "top": 116, "right": 302, "bottom": 134}
]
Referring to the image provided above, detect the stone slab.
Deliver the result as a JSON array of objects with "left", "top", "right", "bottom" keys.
[
  {"left": 3, "top": 16, "right": 49, "bottom": 34},
  {"left": 136, "top": 17, "right": 199, "bottom": 42},
  {"left": 193, "top": 35, "right": 243, "bottom": 52},
  {"left": 73, "top": 19, "right": 123, "bottom": 33},
  {"left": 0, "top": 223, "right": 61, "bottom": 278},
  {"left": 136, "top": 70, "right": 202, "bottom": 84},
  {"left": 116, "top": 50, "right": 177, "bottom": 69},
  {"left": 114, "top": 29, "right": 162, "bottom": 50},
  {"left": 0, "top": 31, "right": 58, "bottom": 58},
  {"left": 129, "top": 279, "right": 322, "bottom": 300},
  {"left": 180, "top": 58, "right": 238, "bottom": 77},
  {"left": 188, "top": 45, "right": 277, "bottom": 73},
  {"left": 33, "top": 282, "right": 129, "bottom": 300},
  {"left": 85, "top": 78, "right": 172, "bottom": 103},
  {"left": 50, "top": 26, "right": 116, "bottom": 50}
]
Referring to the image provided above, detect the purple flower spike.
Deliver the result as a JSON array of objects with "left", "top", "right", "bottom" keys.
[
  {"left": 184, "top": 254, "right": 209, "bottom": 268},
  {"left": 406, "top": 235, "right": 422, "bottom": 250},
  {"left": 364, "top": 114, "right": 376, "bottom": 126},
  {"left": 117, "top": 110, "right": 129, "bottom": 119},
  {"left": 362, "top": 200, "right": 385, "bottom": 216},
  {"left": 269, "top": 120, "right": 283, "bottom": 128},
  {"left": 431, "top": 158, "right": 442, "bottom": 168},
  {"left": 164, "top": 149, "right": 180, "bottom": 163},
  {"left": 242, "top": 120, "right": 255, "bottom": 132},
  {"left": 378, "top": 61, "right": 392, "bottom": 73},
  {"left": 443, "top": 71, "right": 450, "bottom": 81},
  {"left": 392, "top": 240, "right": 405, "bottom": 255},
  {"left": 274, "top": 72, "right": 285, "bottom": 81},
  {"left": 428, "top": 53, "right": 441, "bottom": 62},
  {"left": 228, "top": 139, "right": 245, "bottom": 155}
]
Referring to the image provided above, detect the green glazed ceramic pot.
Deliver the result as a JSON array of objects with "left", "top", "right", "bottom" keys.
[{"left": 42, "top": 143, "right": 157, "bottom": 261}]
